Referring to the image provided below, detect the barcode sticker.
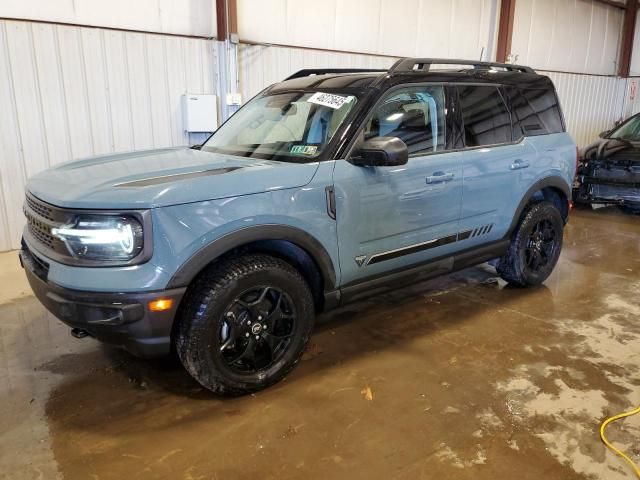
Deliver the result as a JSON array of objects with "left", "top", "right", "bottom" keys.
[{"left": 307, "top": 92, "right": 351, "bottom": 109}]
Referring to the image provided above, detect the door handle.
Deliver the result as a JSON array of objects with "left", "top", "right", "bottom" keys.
[
  {"left": 510, "top": 159, "right": 530, "bottom": 170},
  {"left": 426, "top": 171, "right": 455, "bottom": 184}
]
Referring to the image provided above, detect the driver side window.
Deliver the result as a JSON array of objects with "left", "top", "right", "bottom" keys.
[{"left": 364, "top": 86, "right": 446, "bottom": 155}]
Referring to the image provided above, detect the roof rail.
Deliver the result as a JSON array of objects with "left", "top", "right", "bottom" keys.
[
  {"left": 388, "top": 58, "right": 535, "bottom": 74},
  {"left": 285, "top": 68, "right": 388, "bottom": 80}
]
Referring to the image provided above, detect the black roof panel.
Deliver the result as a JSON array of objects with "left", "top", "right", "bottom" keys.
[
  {"left": 270, "top": 73, "right": 383, "bottom": 92},
  {"left": 269, "top": 68, "right": 554, "bottom": 95}
]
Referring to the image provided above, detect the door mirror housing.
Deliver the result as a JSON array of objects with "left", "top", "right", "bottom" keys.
[
  {"left": 598, "top": 130, "right": 610, "bottom": 139},
  {"left": 351, "top": 137, "right": 409, "bottom": 167}
]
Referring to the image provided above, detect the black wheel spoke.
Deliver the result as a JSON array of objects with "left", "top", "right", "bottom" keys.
[
  {"left": 269, "top": 290, "right": 283, "bottom": 318},
  {"left": 525, "top": 218, "right": 559, "bottom": 274},
  {"left": 533, "top": 250, "right": 542, "bottom": 269},
  {"left": 229, "top": 337, "right": 256, "bottom": 365},
  {"left": 250, "top": 287, "right": 271, "bottom": 306},
  {"left": 268, "top": 330, "right": 294, "bottom": 340},
  {"left": 262, "top": 333, "right": 281, "bottom": 357}
]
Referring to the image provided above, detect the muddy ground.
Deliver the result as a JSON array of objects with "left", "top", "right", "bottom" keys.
[{"left": 1, "top": 206, "right": 639, "bottom": 479}]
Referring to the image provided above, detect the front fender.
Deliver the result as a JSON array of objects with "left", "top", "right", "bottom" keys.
[
  {"left": 166, "top": 223, "right": 337, "bottom": 289},
  {"left": 149, "top": 166, "right": 340, "bottom": 291}
]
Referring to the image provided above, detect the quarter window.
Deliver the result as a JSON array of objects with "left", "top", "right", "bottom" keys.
[
  {"left": 364, "top": 86, "right": 446, "bottom": 155},
  {"left": 458, "top": 86, "right": 511, "bottom": 147},
  {"left": 507, "top": 87, "right": 565, "bottom": 138}
]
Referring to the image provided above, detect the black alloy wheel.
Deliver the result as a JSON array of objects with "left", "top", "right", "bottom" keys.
[
  {"left": 220, "top": 286, "right": 296, "bottom": 374},
  {"left": 176, "top": 254, "right": 315, "bottom": 395},
  {"left": 497, "top": 201, "right": 564, "bottom": 286},
  {"left": 524, "top": 218, "right": 558, "bottom": 274}
]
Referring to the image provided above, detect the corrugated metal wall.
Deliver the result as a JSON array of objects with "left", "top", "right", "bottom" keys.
[
  {"left": 542, "top": 71, "right": 626, "bottom": 147},
  {"left": 621, "top": 78, "right": 640, "bottom": 116},
  {"left": 0, "top": 19, "right": 217, "bottom": 251},
  {"left": 0, "top": 0, "right": 217, "bottom": 37},
  {"left": 237, "top": 0, "right": 499, "bottom": 61},
  {"left": 238, "top": 43, "right": 397, "bottom": 101},
  {"left": 512, "top": 0, "right": 623, "bottom": 76}
]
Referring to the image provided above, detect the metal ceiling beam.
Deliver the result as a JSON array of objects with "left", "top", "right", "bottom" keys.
[
  {"left": 496, "top": 0, "right": 516, "bottom": 63},
  {"left": 216, "top": 0, "right": 237, "bottom": 40},
  {"left": 591, "top": 0, "right": 627, "bottom": 9},
  {"left": 619, "top": 0, "right": 638, "bottom": 76}
]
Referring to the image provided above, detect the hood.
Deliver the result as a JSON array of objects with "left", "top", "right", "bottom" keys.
[
  {"left": 27, "top": 147, "right": 320, "bottom": 209},
  {"left": 582, "top": 138, "right": 640, "bottom": 164}
]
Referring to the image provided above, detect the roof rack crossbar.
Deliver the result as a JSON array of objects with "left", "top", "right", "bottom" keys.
[
  {"left": 388, "top": 58, "right": 535, "bottom": 74},
  {"left": 285, "top": 68, "right": 388, "bottom": 80}
]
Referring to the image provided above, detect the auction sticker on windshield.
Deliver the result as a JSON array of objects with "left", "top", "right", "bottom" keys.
[
  {"left": 290, "top": 145, "right": 318, "bottom": 156},
  {"left": 308, "top": 92, "right": 351, "bottom": 109}
]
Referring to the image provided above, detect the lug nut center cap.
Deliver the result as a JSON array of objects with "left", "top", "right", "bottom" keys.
[{"left": 251, "top": 323, "right": 263, "bottom": 335}]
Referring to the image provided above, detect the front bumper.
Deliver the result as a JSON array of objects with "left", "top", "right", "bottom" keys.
[
  {"left": 19, "top": 242, "right": 186, "bottom": 357},
  {"left": 574, "top": 161, "right": 640, "bottom": 206}
]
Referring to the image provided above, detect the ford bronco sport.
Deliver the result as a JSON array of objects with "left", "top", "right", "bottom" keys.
[{"left": 20, "top": 58, "right": 576, "bottom": 395}]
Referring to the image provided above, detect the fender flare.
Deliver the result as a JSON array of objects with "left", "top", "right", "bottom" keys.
[
  {"left": 506, "top": 176, "right": 571, "bottom": 235},
  {"left": 166, "top": 224, "right": 337, "bottom": 290}
]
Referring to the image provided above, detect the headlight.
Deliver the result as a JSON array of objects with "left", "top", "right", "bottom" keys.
[{"left": 51, "top": 215, "right": 144, "bottom": 262}]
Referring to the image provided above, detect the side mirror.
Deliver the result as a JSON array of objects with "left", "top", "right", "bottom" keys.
[
  {"left": 351, "top": 136, "right": 409, "bottom": 167},
  {"left": 190, "top": 144, "right": 203, "bottom": 150},
  {"left": 598, "top": 130, "right": 610, "bottom": 139}
]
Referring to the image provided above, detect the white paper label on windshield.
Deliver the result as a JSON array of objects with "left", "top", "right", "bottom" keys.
[{"left": 307, "top": 92, "right": 350, "bottom": 109}]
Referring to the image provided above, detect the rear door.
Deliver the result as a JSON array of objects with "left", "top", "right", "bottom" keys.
[
  {"left": 506, "top": 86, "right": 574, "bottom": 201},
  {"left": 456, "top": 84, "right": 538, "bottom": 244}
]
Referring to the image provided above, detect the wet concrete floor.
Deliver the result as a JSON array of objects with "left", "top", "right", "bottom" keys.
[{"left": 1, "top": 206, "right": 639, "bottom": 479}]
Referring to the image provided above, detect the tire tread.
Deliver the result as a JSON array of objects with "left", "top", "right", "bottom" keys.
[
  {"left": 175, "top": 254, "right": 314, "bottom": 395},
  {"left": 497, "top": 201, "right": 563, "bottom": 287}
]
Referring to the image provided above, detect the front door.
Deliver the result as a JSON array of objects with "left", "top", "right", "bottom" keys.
[{"left": 333, "top": 85, "right": 464, "bottom": 286}]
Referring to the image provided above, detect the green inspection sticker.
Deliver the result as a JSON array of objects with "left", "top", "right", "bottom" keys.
[{"left": 290, "top": 145, "right": 318, "bottom": 156}]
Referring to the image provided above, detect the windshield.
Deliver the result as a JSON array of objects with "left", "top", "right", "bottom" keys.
[
  {"left": 202, "top": 91, "right": 358, "bottom": 162},
  {"left": 609, "top": 115, "right": 640, "bottom": 140}
]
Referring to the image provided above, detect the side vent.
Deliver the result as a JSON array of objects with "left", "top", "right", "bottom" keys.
[{"left": 471, "top": 223, "right": 494, "bottom": 238}]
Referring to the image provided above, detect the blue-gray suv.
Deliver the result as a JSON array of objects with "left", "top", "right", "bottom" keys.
[{"left": 20, "top": 58, "right": 576, "bottom": 394}]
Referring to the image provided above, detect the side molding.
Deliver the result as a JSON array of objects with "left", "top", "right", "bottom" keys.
[
  {"left": 167, "top": 224, "right": 337, "bottom": 290},
  {"left": 338, "top": 240, "right": 509, "bottom": 306}
]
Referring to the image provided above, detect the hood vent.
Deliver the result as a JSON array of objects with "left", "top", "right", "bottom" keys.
[{"left": 113, "top": 167, "right": 242, "bottom": 188}]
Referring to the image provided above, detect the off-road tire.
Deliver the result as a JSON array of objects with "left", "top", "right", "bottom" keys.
[
  {"left": 175, "top": 254, "right": 315, "bottom": 395},
  {"left": 497, "top": 201, "right": 564, "bottom": 287}
]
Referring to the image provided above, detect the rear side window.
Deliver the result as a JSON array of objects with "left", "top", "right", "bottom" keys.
[
  {"left": 458, "top": 86, "right": 511, "bottom": 147},
  {"left": 507, "top": 87, "right": 564, "bottom": 138}
]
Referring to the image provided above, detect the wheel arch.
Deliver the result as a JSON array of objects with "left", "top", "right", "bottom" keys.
[
  {"left": 507, "top": 176, "right": 571, "bottom": 236},
  {"left": 166, "top": 225, "right": 337, "bottom": 310}
]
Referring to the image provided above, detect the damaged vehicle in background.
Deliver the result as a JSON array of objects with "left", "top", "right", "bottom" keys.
[{"left": 574, "top": 114, "right": 640, "bottom": 214}]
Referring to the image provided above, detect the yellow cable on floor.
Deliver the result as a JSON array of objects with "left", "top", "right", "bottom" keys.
[{"left": 600, "top": 405, "right": 640, "bottom": 478}]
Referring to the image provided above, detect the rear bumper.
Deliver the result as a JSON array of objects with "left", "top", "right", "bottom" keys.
[{"left": 19, "top": 243, "right": 186, "bottom": 357}]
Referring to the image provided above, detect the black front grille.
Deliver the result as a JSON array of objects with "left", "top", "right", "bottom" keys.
[
  {"left": 25, "top": 194, "right": 54, "bottom": 220},
  {"left": 23, "top": 193, "right": 73, "bottom": 257},
  {"left": 25, "top": 212, "right": 56, "bottom": 248}
]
